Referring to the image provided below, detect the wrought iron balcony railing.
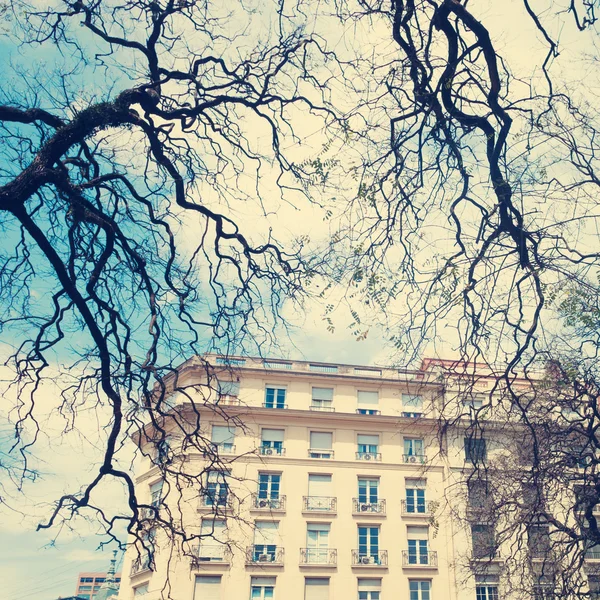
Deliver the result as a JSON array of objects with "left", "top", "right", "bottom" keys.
[
  {"left": 206, "top": 442, "right": 236, "bottom": 454},
  {"left": 308, "top": 449, "right": 334, "bottom": 459},
  {"left": 402, "top": 550, "right": 438, "bottom": 567},
  {"left": 351, "top": 550, "right": 388, "bottom": 566},
  {"left": 199, "top": 493, "right": 233, "bottom": 511},
  {"left": 262, "top": 402, "right": 288, "bottom": 409},
  {"left": 251, "top": 494, "right": 286, "bottom": 511},
  {"left": 403, "top": 454, "right": 426, "bottom": 464},
  {"left": 130, "top": 556, "right": 152, "bottom": 575},
  {"left": 310, "top": 404, "right": 335, "bottom": 412},
  {"left": 401, "top": 499, "right": 432, "bottom": 516},
  {"left": 245, "top": 545, "right": 285, "bottom": 565},
  {"left": 302, "top": 496, "right": 337, "bottom": 513},
  {"left": 193, "top": 545, "right": 232, "bottom": 564},
  {"left": 300, "top": 548, "right": 337, "bottom": 565},
  {"left": 259, "top": 445, "right": 286, "bottom": 456},
  {"left": 356, "top": 452, "right": 382, "bottom": 461},
  {"left": 353, "top": 499, "right": 386, "bottom": 515}
]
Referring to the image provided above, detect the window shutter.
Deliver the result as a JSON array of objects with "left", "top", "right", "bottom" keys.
[
  {"left": 255, "top": 522, "right": 279, "bottom": 544},
  {"left": 308, "top": 475, "right": 332, "bottom": 496},
  {"left": 357, "top": 434, "right": 379, "bottom": 445},
  {"left": 407, "top": 526, "right": 429, "bottom": 540},
  {"left": 251, "top": 577, "right": 276, "bottom": 586},
  {"left": 405, "top": 478, "right": 426, "bottom": 489},
  {"left": 357, "top": 391, "right": 379, "bottom": 406},
  {"left": 402, "top": 394, "right": 423, "bottom": 408},
  {"left": 358, "top": 579, "right": 382, "bottom": 592},
  {"left": 211, "top": 425, "right": 236, "bottom": 444},
  {"left": 310, "top": 432, "right": 333, "bottom": 449},
  {"left": 313, "top": 388, "right": 334, "bottom": 401},
  {"left": 194, "top": 576, "right": 221, "bottom": 600},
  {"left": 304, "top": 578, "right": 330, "bottom": 600},
  {"left": 217, "top": 380, "right": 239, "bottom": 396},
  {"left": 262, "top": 429, "right": 284, "bottom": 442},
  {"left": 201, "top": 519, "right": 226, "bottom": 540}
]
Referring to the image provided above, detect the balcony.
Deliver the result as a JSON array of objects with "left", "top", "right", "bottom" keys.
[
  {"left": 198, "top": 494, "right": 234, "bottom": 513},
  {"left": 259, "top": 446, "right": 286, "bottom": 457},
  {"left": 245, "top": 546, "right": 285, "bottom": 566},
  {"left": 205, "top": 443, "right": 236, "bottom": 455},
  {"left": 403, "top": 454, "right": 426, "bottom": 464},
  {"left": 130, "top": 556, "right": 152, "bottom": 576},
  {"left": 302, "top": 496, "right": 337, "bottom": 514},
  {"left": 351, "top": 550, "right": 388, "bottom": 567},
  {"left": 352, "top": 499, "right": 386, "bottom": 516},
  {"left": 192, "top": 545, "right": 232, "bottom": 566},
  {"left": 402, "top": 550, "right": 438, "bottom": 568},
  {"left": 401, "top": 500, "right": 433, "bottom": 517},
  {"left": 471, "top": 549, "right": 502, "bottom": 563},
  {"left": 299, "top": 548, "right": 338, "bottom": 566},
  {"left": 356, "top": 452, "right": 382, "bottom": 462},
  {"left": 356, "top": 409, "right": 381, "bottom": 416},
  {"left": 250, "top": 494, "right": 286, "bottom": 513},
  {"left": 310, "top": 404, "right": 335, "bottom": 412},
  {"left": 262, "top": 402, "right": 288, "bottom": 409},
  {"left": 308, "top": 449, "right": 334, "bottom": 459}
]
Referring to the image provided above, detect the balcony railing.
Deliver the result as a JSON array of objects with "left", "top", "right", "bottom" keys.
[
  {"left": 351, "top": 550, "right": 388, "bottom": 566},
  {"left": 130, "top": 556, "right": 152, "bottom": 575},
  {"left": 263, "top": 361, "right": 292, "bottom": 370},
  {"left": 586, "top": 549, "right": 600, "bottom": 560},
  {"left": 356, "top": 452, "right": 382, "bottom": 462},
  {"left": 193, "top": 545, "right": 232, "bottom": 564},
  {"left": 259, "top": 446, "right": 286, "bottom": 456},
  {"left": 403, "top": 454, "right": 426, "bottom": 464},
  {"left": 310, "top": 404, "right": 335, "bottom": 412},
  {"left": 245, "top": 546, "right": 285, "bottom": 565},
  {"left": 356, "top": 409, "right": 381, "bottom": 416},
  {"left": 206, "top": 443, "right": 236, "bottom": 455},
  {"left": 251, "top": 494, "right": 286, "bottom": 511},
  {"left": 199, "top": 494, "right": 233, "bottom": 511},
  {"left": 471, "top": 548, "right": 501, "bottom": 561},
  {"left": 401, "top": 500, "right": 432, "bottom": 516},
  {"left": 308, "top": 449, "right": 334, "bottom": 459},
  {"left": 353, "top": 499, "right": 386, "bottom": 515},
  {"left": 302, "top": 496, "right": 337, "bottom": 513},
  {"left": 300, "top": 548, "right": 338, "bottom": 566},
  {"left": 402, "top": 550, "right": 438, "bottom": 567},
  {"left": 262, "top": 402, "right": 288, "bottom": 409},
  {"left": 309, "top": 364, "right": 338, "bottom": 373}
]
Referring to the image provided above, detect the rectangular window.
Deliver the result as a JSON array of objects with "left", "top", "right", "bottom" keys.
[
  {"left": 306, "top": 474, "right": 333, "bottom": 510},
  {"left": 309, "top": 432, "right": 333, "bottom": 458},
  {"left": 211, "top": 425, "right": 236, "bottom": 451},
  {"left": 358, "top": 526, "right": 380, "bottom": 561},
  {"left": 253, "top": 522, "right": 279, "bottom": 562},
  {"left": 150, "top": 480, "right": 163, "bottom": 508},
  {"left": 265, "top": 386, "right": 287, "bottom": 408},
  {"left": 251, "top": 577, "right": 276, "bottom": 600},
  {"left": 358, "top": 478, "right": 379, "bottom": 503},
  {"left": 528, "top": 524, "right": 551, "bottom": 559},
  {"left": 358, "top": 578, "right": 381, "bottom": 600},
  {"left": 357, "top": 434, "right": 379, "bottom": 457},
  {"left": 407, "top": 526, "right": 429, "bottom": 565},
  {"left": 305, "top": 578, "right": 330, "bottom": 600},
  {"left": 465, "top": 438, "right": 487, "bottom": 464},
  {"left": 409, "top": 581, "right": 430, "bottom": 600},
  {"left": 405, "top": 479, "right": 426, "bottom": 514},
  {"left": 205, "top": 471, "right": 228, "bottom": 507},
  {"left": 217, "top": 380, "right": 240, "bottom": 397},
  {"left": 312, "top": 387, "right": 334, "bottom": 411},
  {"left": 306, "top": 523, "right": 331, "bottom": 563},
  {"left": 468, "top": 480, "right": 490, "bottom": 509},
  {"left": 476, "top": 574, "right": 499, "bottom": 600},
  {"left": 402, "top": 394, "right": 423, "bottom": 418},
  {"left": 195, "top": 575, "right": 221, "bottom": 600},
  {"left": 258, "top": 473, "right": 281, "bottom": 500},
  {"left": 199, "top": 519, "right": 227, "bottom": 560},
  {"left": 471, "top": 524, "right": 495, "bottom": 559},
  {"left": 403, "top": 438, "right": 424, "bottom": 462},
  {"left": 357, "top": 390, "right": 379, "bottom": 415},
  {"left": 134, "top": 584, "right": 149, "bottom": 596},
  {"left": 261, "top": 429, "right": 285, "bottom": 455}
]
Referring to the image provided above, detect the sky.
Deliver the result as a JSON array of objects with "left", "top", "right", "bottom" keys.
[{"left": 1, "top": 0, "right": 598, "bottom": 598}]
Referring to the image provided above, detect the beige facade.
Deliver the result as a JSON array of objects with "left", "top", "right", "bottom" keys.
[{"left": 119, "top": 355, "right": 527, "bottom": 600}]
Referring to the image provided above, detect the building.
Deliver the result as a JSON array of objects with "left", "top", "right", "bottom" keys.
[
  {"left": 117, "top": 354, "right": 598, "bottom": 600},
  {"left": 77, "top": 557, "right": 121, "bottom": 600}
]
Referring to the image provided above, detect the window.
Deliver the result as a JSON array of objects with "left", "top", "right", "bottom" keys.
[
  {"left": 306, "top": 523, "right": 331, "bottom": 563},
  {"left": 261, "top": 429, "right": 285, "bottom": 455},
  {"left": 217, "top": 380, "right": 240, "bottom": 397},
  {"left": 471, "top": 524, "right": 496, "bottom": 559},
  {"left": 405, "top": 479, "right": 426, "bottom": 514},
  {"left": 150, "top": 480, "right": 163, "bottom": 508},
  {"left": 528, "top": 524, "right": 551, "bottom": 559},
  {"left": 199, "top": 519, "right": 227, "bottom": 560},
  {"left": 404, "top": 438, "right": 424, "bottom": 462},
  {"left": 358, "top": 478, "right": 379, "bottom": 503},
  {"left": 306, "top": 474, "right": 334, "bottom": 511},
  {"left": 305, "top": 578, "right": 329, "bottom": 600},
  {"left": 257, "top": 473, "right": 281, "bottom": 507},
  {"left": 156, "top": 435, "right": 172, "bottom": 465},
  {"left": 357, "top": 390, "right": 379, "bottom": 415},
  {"left": 309, "top": 431, "right": 333, "bottom": 458},
  {"left": 588, "top": 575, "right": 600, "bottom": 599},
  {"left": 134, "top": 584, "right": 149, "bottom": 596},
  {"left": 251, "top": 577, "right": 276, "bottom": 600},
  {"left": 265, "top": 386, "right": 287, "bottom": 409},
  {"left": 79, "top": 586, "right": 92, "bottom": 591},
  {"left": 211, "top": 425, "right": 236, "bottom": 452},
  {"left": 533, "top": 577, "right": 555, "bottom": 600},
  {"left": 407, "top": 526, "right": 429, "bottom": 565},
  {"left": 464, "top": 395, "right": 486, "bottom": 411},
  {"left": 358, "top": 526, "right": 380, "bottom": 562},
  {"left": 465, "top": 437, "right": 487, "bottom": 464},
  {"left": 357, "top": 434, "right": 380, "bottom": 459},
  {"left": 80, "top": 578, "right": 94, "bottom": 583},
  {"left": 475, "top": 574, "right": 499, "bottom": 600},
  {"left": 205, "top": 471, "right": 229, "bottom": 507},
  {"left": 79, "top": 596, "right": 90, "bottom": 600},
  {"left": 195, "top": 576, "right": 222, "bottom": 600},
  {"left": 409, "top": 581, "right": 430, "bottom": 600},
  {"left": 402, "top": 394, "right": 423, "bottom": 418},
  {"left": 312, "top": 387, "right": 334, "bottom": 411},
  {"left": 467, "top": 479, "right": 491, "bottom": 510},
  {"left": 253, "top": 522, "right": 279, "bottom": 561},
  {"left": 358, "top": 579, "right": 381, "bottom": 600}
]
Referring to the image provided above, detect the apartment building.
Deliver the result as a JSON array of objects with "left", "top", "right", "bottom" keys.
[{"left": 118, "top": 355, "right": 598, "bottom": 600}]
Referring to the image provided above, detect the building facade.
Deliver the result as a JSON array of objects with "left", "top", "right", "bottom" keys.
[
  {"left": 77, "top": 571, "right": 121, "bottom": 600},
  {"left": 118, "top": 355, "right": 597, "bottom": 600}
]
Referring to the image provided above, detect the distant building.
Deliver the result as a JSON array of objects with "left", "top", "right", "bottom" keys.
[{"left": 76, "top": 553, "right": 121, "bottom": 600}]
